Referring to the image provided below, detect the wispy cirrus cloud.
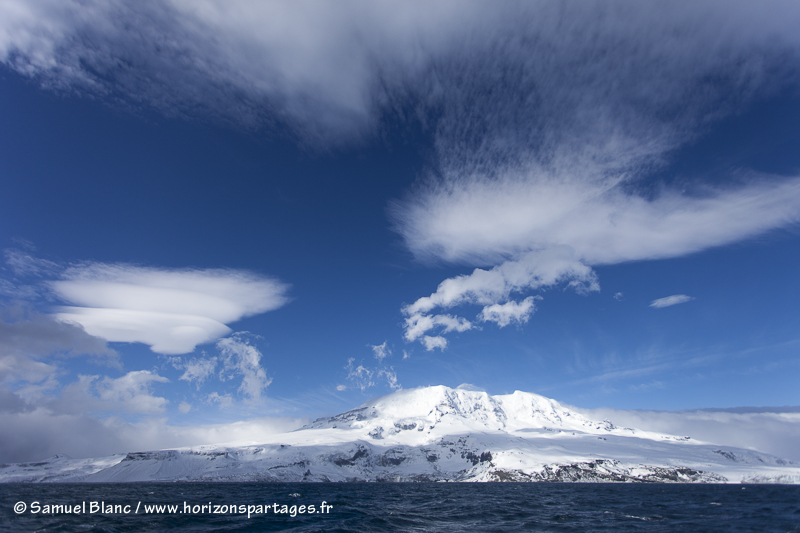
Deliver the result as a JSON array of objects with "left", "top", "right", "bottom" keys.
[
  {"left": 52, "top": 263, "right": 289, "bottom": 354},
  {"left": 0, "top": 0, "right": 488, "bottom": 143},
  {"left": 169, "top": 354, "right": 217, "bottom": 388},
  {"left": 650, "top": 295, "right": 695, "bottom": 309},
  {"left": 3, "top": 1, "right": 798, "bottom": 145},
  {"left": 370, "top": 341, "right": 391, "bottom": 362},
  {"left": 339, "top": 350, "right": 402, "bottom": 393},
  {"left": 216, "top": 333, "right": 272, "bottom": 404}
]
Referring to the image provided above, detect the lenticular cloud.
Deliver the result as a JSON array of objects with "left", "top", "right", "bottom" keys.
[{"left": 52, "top": 263, "right": 289, "bottom": 354}]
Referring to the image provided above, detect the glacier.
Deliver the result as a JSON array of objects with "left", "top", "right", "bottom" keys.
[{"left": 2, "top": 386, "right": 798, "bottom": 483}]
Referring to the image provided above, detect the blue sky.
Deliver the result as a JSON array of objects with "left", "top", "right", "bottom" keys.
[{"left": 1, "top": 0, "right": 800, "bottom": 462}]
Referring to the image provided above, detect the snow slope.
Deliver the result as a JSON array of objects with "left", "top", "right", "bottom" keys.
[{"left": 2, "top": 386, "right": 798, "bottom": 483}]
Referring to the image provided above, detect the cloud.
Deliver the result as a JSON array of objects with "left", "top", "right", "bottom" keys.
[
  {"left": 614, "top": 292, "right": 624, "bottom": 301},
  {"left": 4, "top": 1, "right": 800, "bottom": 349},
  {"left": 479, "top": 296, "right": 539, "bottom": 328},
  {"left": 344, "top": 358, "right": 374, "bottom": 392},
  {"left": 56, "top": 308, "right": 232, "bottom": 356},
  {"left": 370, "top": 341, "right": 391, "bottom": 361},
  {"left": 378, "top": 368, "right": 401, "bottom": 391},
  {"left": 401, "top": 248, "right": 596, "bottom": 347},
  {"left": 456, "top": 383, "right": 485, "bottom": 392},
  {"left": 0, "top": 0, "right": 480, "bottom": 143},
  {"left": 205, "top": 391, "right": 234, "bottom": 409},
  {"left": 63, "top": 371, "right": 170, "bottom": 415},
  {"left": 0, "top": 394, "right": 305, "bottom": 463},
  {"left": 4, "top": 2, "right": 798, "bottom": 145},
  {"left": 650, "top": 294, "right": 695, "bottom": 308},
  {"left": 0, "top": 307, "right": 118, "bottom": 385},
  {"left": 169, "top": 355, "right": 217, "bottom": 387},
  {"left": 1, "top": 248, "right": 60, "bottom": 300},
  {"left": 3, "top": 248, "right": 60, "bottom": 278},
  {"left": 51, "top": 263, "right": 289, "bottom": 354},
  {"left": 420, "top": 336, "right": 448, "bottom": 352},
  {"left": 395, "top": 175, "right": 800, "bottom": 268},
  {"left": 403, "top": 308, "right": 473, "bottom": 341},
  {"left": 396, "top": 174, "right": 800, "bottom": 346},
  {"left": 216, "top": 333, "right": 272, "bottom": 403},
  {"left": 92, "top": 371, "right": 170, "bottom": 414},
  {"left": 0, "top": 308, "right": 113, "bottom": 360},
  {"left": 571, "top": 405, "right": 800, "bottom": 462},
  {"left": 341, "top": 357, "right": 402, "bottom": 392},
  {"left": 0, "top": 387, "right": 32, "bottom": 414},
  {"left": 385, "top": 2, "right": 800, "bottom": 347}
]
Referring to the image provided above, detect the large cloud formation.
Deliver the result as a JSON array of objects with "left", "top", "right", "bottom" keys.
[
  {"left": 3, "top": 1, "right": 800, "bottom": 349},
  {"left": 53, "top": 263, "right": 289, "bottom": 354},
  {"left": 3, "top": 1, "right": 794, "bottom": 143}
]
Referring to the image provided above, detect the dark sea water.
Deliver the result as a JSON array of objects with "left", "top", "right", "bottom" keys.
[{"left": 2, "top": 483, "right": 799, "bottom": 532}]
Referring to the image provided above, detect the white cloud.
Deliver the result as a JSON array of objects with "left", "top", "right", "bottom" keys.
[
  {"left": 370, "top": 341, "right": 391, "bottom": 361},
  {"left": 401, "top": 249, "right": 596, "bottom": 346},
  {"left": 614, "top": 292, "right": 624, "bottom": 301},
  {"left": 170, "top": 355, "right": 217, "bottom": 387},
  {"left": 404, "top": 249, "right": 598, "bottom": 316},
  {"left": 378, "top": 368, "right": 401, "bottom": 391},
  {"left": 4, "top": 1, "right": 800, "bottom": 350},
  {"left": 395, "top": 174, "right": 800, "bottom": 268},
  {"left": 95, "top": 371, "right": 169, "bottom": 414},
  {"left": 0, "top": 355, "right": 59, "bottom": 387},
  {"left": 479, "top": 296, "right": 539, "bottom": 328},
  {"left": 205, "top": 391, "right": 234, "bottom": 409},
  {"left": 3, "top": 2, "right": 798, "bottom": 144},
  {"left": 420, "top": 335, "right": 448, "bottom": 352},
  {"left": 344, "top": 358, "right": 374, "bottom": 392},
  {"left": 384, "top": 0, "right": 800, "bottom": 347},
  {"left": 650, "top": 295, "right": 695, "bottom": 308},
  {"left": 51, "top": 263, "right": 289, "bottom": 354},
  {"left": 456, "top": 383, "right": 485, "bottom": 392},
  {"left": 403, "top": 312, "right": 473, "bottom": 344},
  {"left": 178, "top": 401, "right": 191, "bottom": 414},
  {"left": 396, "top": 170, "right": 800, "bottom": 350},
  {"left": 216, "top": 333, "right": 272, "bottom": 403},
  {"left": 4, "top": 248, "right": 60, "bottom": 278},
  {"left": 0, "top": 0, "right": 482, "bottom": 143},
  {"left": 65, "top": 370, "right": 170, "bottom": 415},
  {"left": 0, "top": 391, "right": 305, "bottom": 463},
  {"left": 343, "top": 357, "right": 401, "bottom": 391},
  {"left": 56, "top": 308, "right": 231, "bottom": 356}
]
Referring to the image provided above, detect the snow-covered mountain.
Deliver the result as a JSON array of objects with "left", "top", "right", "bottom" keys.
[{"left": 2, "top": 386, "right": 798, "bottom": 483}]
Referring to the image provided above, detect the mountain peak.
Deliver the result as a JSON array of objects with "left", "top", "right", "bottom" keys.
[{"left": 306, "top": 385, "right": 603, "bottom": 436}]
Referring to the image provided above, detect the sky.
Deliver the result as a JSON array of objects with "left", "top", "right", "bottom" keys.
[{"left": 1, "top": 0, "right": 800, "bottom": 463}]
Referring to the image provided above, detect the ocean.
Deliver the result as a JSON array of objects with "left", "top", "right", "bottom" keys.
[{"left": 2, "top": 482, "right": 799, "bottom": 532}]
